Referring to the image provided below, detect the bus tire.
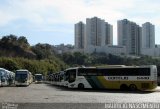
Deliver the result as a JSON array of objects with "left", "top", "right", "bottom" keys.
[
  {"left": 129, "top": 84, "right": 137, "bottom": 91},
  {"left": 78, "top": 83, "right": 84, "bottom": 89},
  {"left": 120, "top": 84, "right": 128, "bottom": 90}
]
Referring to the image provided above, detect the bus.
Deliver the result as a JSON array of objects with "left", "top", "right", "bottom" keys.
[
  {"left": 65, "top": 65, "right": 157, "bottom": 91},
  {"left": 8, "top": 71, "right": 15, "bottom": 85},
  {"left": 157, "top": 66, "right": 160, "bottom": 85},
  {"left": 46, "top": 71, "right": 66, "bottom": 86},
  {"left": 0, "top": 68, "right": 9, "bottom": 86},
  {"left": 58, "top": 71, "right": 66, "bottom": 86},
  {"left": 46, "top": 73, "right": 53, "bottom": 84},
  {"left": 15, "top": 69, "right": 33, "bottom": 86},
  {"left": 0, "top": 68, "right": 15, "bottom": 86},
  {"left": 158, "top": 73, "right": 160, "bottom": 85},
  {"left": 34, "top": 74, "right": 43, "bottom": 83},
  {"left": 52, "top": 73, "right": 61, "bottom": 86},
  {"left": 51, "top": 71, "right": 65, "bottom": 86}
]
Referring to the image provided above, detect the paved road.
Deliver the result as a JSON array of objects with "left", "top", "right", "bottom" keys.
[{"left": 0, "top": 83, "right": 160, "bottom": 109}]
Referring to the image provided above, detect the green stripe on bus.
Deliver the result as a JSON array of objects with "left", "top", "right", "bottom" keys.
[
  {"left": 84, "top": 76, "right": 98, "bottom": 88},
  {"left": 84, "top": 76, "right": 104, "bottom": 88},
  {"left": 97, "top": 76, "right": 108, "bottom": 88},
  {"left": 91, "top": 76, "right": 104, "bottom": 88}
]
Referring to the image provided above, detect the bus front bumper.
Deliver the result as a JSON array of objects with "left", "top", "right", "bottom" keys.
[{"left": 15, "top": 82, "right": 28, "bottom": 86}]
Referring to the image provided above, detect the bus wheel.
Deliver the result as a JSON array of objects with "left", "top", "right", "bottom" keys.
[
  {"left": 120, "top": 84, "right": 128, "bottom": 90},
  {"left": 78, "top": 83, "right": 84, "bottom": 89},
  {"left": 129, "top": 84, "right": 137, "bottom": 91}
]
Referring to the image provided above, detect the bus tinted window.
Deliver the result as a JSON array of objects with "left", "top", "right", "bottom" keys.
[
  {"left": 0, "top": 70, "right": 5, "bottom": 76},
  {"left": 78, "top": 68, "right": 98, "bottom": 76},
  {"left": 78, "top": 68, "right": 86, "bottom": 76},
  {"left": 99, "top": 68, "right": 150, "bottom": 76},
  {"left": 78, "top": 68, "right": 150, "bottom": 76}
]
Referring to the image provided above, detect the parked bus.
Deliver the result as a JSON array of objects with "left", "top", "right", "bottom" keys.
[
  {"left": 0, "top": 69, "right": 2, "bottom": 86},
  {"left": 15, "top": 69, "right": 33, "bottom": 86},
  {"left": 52, "top": 73, "right": 60, "bottom": 85},
  {"left": 158, "top": 73, "right": 160, "bottom": 85},
  {"left": 58, "top": 71, "right": 66, "bottom": 86},
  {"left": 65, "top": 65, "right": 157, "bottom": 91},
  {"left": 8, "top": 71, "right": 15, "bottom": 85},
  {"left": 157, "top": 65, "right": 160, "bottom": 85},
  {"left": 34, "top": 74, "right": 43, "bottom": 83},
  {"left": 0, "top": 68, "right": 15, "bottom": 86},
  {"left": 46, "top": 73, "right": 52, "bottom": 84},
  {"left": 45, "top": 71, "right": 66, "bottom": 86},
  {"left": 0, "top": 68, "right": 9, "bottom": 86}
]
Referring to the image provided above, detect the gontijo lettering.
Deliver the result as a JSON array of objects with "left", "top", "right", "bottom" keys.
[{"left": 108, "top": 77, "right": 128, "bottom": 80}]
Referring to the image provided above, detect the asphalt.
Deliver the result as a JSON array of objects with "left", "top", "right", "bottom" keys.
[{"left": 0, "top": 83, "right": 160, "bottom": 109}]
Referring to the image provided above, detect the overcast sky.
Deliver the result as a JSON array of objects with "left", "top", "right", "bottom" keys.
[{"left": 0, "top": 0, "right": 160, "bottom": 45}]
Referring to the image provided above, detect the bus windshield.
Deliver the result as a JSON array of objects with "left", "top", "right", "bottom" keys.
[
  {"left": 0, "top": 70, "right": 5, "bottom": 76},
  {"left": 35, "top": 75, "right": 43, "bottom": 81},
  {"left": 15, "top": 73, "right": 27, "bottom": 81}
]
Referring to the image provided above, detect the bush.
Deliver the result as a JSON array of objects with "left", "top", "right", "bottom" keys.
[{"left": 0, "top": 57, "right": 67, "bottom": 75}]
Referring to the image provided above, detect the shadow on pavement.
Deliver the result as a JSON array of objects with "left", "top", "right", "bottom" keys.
[{"left": 44, "top": 83, "right": 155, "bottom": 94}]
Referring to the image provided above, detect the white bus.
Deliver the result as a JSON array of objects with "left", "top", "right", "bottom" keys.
[
  {"left": 8, "top": 71, "right": 15, "bottom": 85},
  {"left": 51, "top": 72, "right": 63, "bottom": 86},
  {"left": 47, "top": 71, "right": 69, "bottom": 87},
  {"left": 0, "top": 68, "right": 9, "bottom": 86},
  {"left": 0, "top": 68, "right": 15, "bottom": 86},
  {"left": 15, "top": 69, "right": 32, "bottom": 86},
  {"left": 158, "top": 73, "right": 160, "bottom": 85},
  {"left": 34, "top": 74, "right": 43, "bottom": 83},
  {"left": 65, "top": 65, "right": 157, "bottom": 91},
  {"left": 58, "top": 71, "right": 66, "bottom": 86}
]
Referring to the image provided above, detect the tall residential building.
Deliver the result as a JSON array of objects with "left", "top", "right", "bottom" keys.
[
  {"left": 117, "top": 19, "right": 142, "bottom": 55},
  {"left": 85, "top": 17, "right": 105, "bottom": 47},
  {"left": 105, "top": 23, "right": 113, "bottom": 45},
  {"left": 75, "top": 21, "right": 85, "bottom": 49},
  {"left": 85, "top": 17, "right": 113, "bottom": 48},
  {"left": 142, "top": 22, "right": 155, "bottom": 48}
]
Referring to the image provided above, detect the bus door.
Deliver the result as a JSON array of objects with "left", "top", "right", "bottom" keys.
[{"left": 68, "top": 69, "right": 76, "bottom": 83}]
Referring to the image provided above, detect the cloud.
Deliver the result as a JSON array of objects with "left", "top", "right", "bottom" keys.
[
  {"left": 0, "top": 0, "right": 160, "bottom": 44},
  {"left": 0, "top": 0, "right": 159, "bottom": 25},
  {"left": 0, "top": 0, "right": 134, "bottom": 25}
]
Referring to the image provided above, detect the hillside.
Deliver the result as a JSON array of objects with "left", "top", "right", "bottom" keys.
[
  {"left": 0, "top": 35, "right": 36, "bottom": 58},
  {"left": 0, "top": 35, "right": 67, "bottom": 74}
]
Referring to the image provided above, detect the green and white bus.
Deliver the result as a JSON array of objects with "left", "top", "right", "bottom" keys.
[{"left": 66, "top": 65, "right": 157, "bottom": 91}]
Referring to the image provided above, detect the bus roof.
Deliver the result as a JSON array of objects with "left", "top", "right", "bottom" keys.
[
  {"left": 65, "top": 65, "right": 156, "bottom": 71},
  {"left": 16, "top": 69, "right": 29, "bottom": 72},
  {"left": 96, "top": 65, "right": 126, "bottom": 68},
  {"left": 0, "top": 68, "right": 12, "bottom": 73},
  {"left": 35, "top": 73, "right": 42, "bottom": 75},
  {"left": 65, "top": 67, "right": 96, "bottom": 71},
  {"left": 0, "top": 68, "right": 6, "bottom": 70}
]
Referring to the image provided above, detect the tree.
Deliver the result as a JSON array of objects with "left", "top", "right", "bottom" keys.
[
  {"left": 0, "top": 58, "right": 20, "bottom": 71},
  {"left": 32, "top": 43, "right": 55, "bottom": 60},
  {"left": 18, "top": 36, "right": 29, "bottom": 48}
]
